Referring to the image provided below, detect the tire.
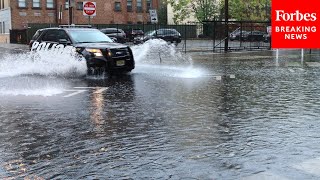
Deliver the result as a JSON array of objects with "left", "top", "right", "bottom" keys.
[{"left": 87, "top": 66, "right": 106, "bottom": 76}]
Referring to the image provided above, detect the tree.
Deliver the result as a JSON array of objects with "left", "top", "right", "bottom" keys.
[
  {"left": 167, "top": 0, "right": 191, "bottom": 24},
  {"left": 167, "top": 0, "right": 219, "bottom": 24},
  {"left": 226, "top": 0, "right": 271, "bottom": 21},
  {"left": 191, "top": 0, "right": 218, "bottom": 21}
]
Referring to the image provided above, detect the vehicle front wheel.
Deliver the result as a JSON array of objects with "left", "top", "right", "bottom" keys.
[{"left": 87, "top": 67, "right": 106, "bottom": 76}]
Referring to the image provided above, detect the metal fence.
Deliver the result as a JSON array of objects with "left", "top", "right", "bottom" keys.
[{"left": 25, "top": 21, "right": 271, "bottom": 53}]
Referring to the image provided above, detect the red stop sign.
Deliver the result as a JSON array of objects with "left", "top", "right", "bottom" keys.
[{"left": 83, "top": 2, "right": 96, "bottom": 16}]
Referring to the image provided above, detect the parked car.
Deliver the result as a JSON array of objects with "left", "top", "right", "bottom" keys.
[
  {"left": 134, "top": 28, "right": 182, "bottom": 45},
  {"left": 241, "top": 31, "right": 266, "bottom": 41},
  {"left": 229, "top": 30, "right": 247, "bottom": 41},
  {"left": 29, "top": 26, "right": 135, "bottom": 75},
  {"left": 124, "top": 28, "right": 144, "bottom": 42},
  {"left": 100, "top": 28, "right": 127, "bottom": 43}
]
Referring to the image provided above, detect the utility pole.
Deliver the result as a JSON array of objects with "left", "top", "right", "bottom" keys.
[{"left": 224, "top": 0, "right": 229, "bottom": 52}]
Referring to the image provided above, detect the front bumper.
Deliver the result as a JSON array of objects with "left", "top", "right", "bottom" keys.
[{"left": 83, "top": 48, "right": 135, "bottom": 72}]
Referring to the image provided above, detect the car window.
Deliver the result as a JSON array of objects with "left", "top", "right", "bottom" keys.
[
  {"left": 157, "top": 30, "right": 164, "bottom": 35},
  {"left": 145, "top": 30, "right": 155, "bottom": 36},
  {"left": 102, "top": 29, "right": 120, "bottom": 34},
  {"left": 57, "top": 30, "right": 70, "bottom": 41},
  {"left": 42, "top": 30, "right": 60, "bottom": 42},
  {"left": 31, "top": 30, "right": 42, "bottom": 40}
]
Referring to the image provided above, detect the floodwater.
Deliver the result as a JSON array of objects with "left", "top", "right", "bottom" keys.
[{"left": 1, "top": 42, "right": 320, "bottom": 179}]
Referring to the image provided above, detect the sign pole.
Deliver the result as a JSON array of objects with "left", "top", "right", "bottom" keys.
[
  {"left": 88, "top": 16, "right": 91, "bottom": 25},
  {"left": 68, "top": 0, "right": 73, "bottom": 25}
]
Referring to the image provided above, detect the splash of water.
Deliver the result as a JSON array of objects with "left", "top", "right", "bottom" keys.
[
  {"left": 131, "top": 39, "right": 192, "bottom": 65},
  {"left": 131, "top": 39, "right": 204, "bottom": 78},
  {"left": 0, "top": 76, "right": 70, "bottom": 96},
  {"left": 0, "top": 49, "right": 87, "bottom": 78}
]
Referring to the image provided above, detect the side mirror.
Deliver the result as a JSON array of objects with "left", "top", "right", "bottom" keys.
[{"left": 59, "top": 39, "right": 71, "bottom": 45}]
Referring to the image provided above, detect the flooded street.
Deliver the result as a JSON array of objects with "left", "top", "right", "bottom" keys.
[{"left": 1, "top": 43, "right": 320, "bottom": 179}]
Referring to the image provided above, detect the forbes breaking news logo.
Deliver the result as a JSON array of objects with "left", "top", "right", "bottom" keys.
[{"left": 272, "top": 0, "right": 320, "bottom": 48}]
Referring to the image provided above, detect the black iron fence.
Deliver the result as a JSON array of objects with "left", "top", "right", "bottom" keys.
[{"left": 24, "top": 21, "right": 271, "bottom": 53}]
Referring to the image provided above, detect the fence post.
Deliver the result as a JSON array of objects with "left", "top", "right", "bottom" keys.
[
  {"left": 250, "top": 23, "right": 253, "bottom": 50},
  {"left": 240, "top": 21, "right": 243, "bottom": 48},
  {"left": 184, "top": 23, "right": 187, "bottom": 53},
  {"left": 143, "top": 23, "right": 145, "bottom": 39},
  {"left": 213, "top": 21, "right": 216, "bottom": 52}
]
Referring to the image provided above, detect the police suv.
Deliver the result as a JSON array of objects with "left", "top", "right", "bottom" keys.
[{"left": 29, "top": 25, "right": 135, "bottom": 75}]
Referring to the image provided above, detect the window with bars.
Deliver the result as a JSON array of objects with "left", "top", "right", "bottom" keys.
[
  {"left": 114, "top": 2, "right": 121, "bottom": 11},
  {"left": 136, "top": 0, "right": 142, "bottom": 13},
  {"left": 146, "top": 0, "right": 152, "bottom": 11},
  {"left": 127, "top": 0, "right": 132, "bottom": 12},
  {"left": 76, "top": 2, "right": 83, "bottom": 10},
  {"left": 18, "top": 0, "right": 26, "bottom": 8},
  {"left": 33, "top": 0, "right": 41, "bottom": 8},
  {"left": 46, "top": 0, "right": 54, "bottom": 9}
]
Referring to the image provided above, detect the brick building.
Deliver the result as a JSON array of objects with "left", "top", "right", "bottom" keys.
[{"left": 0, "top": 0, "right": 160, "bottom": 43}]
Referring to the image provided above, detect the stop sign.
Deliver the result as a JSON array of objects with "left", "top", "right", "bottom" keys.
[{"left": 83, "top": 1, "right": 96, "bottom": 16}]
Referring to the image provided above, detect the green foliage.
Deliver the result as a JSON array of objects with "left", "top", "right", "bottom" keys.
[
  {"left": 191, "top": 0, "right": 218, "bottom": 21},
  {"left": 227, "top": 0, "right": 271, "bottom": 21},
  {"left": 168, "top": 0, "right": 191, "bottom": 24},
  {"left": 168, "top": 0, "right": 219, "bottom": 23}
]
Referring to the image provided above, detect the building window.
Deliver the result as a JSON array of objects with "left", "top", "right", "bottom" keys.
[
  {"left": 127, "top": 0, "right": 132, "bottom": 12},
  {"left": 46, "top": 0, "right": 54, "bottom": 9},
  {"left": 34, "top": 12, "right": 41, "bottom": 16},
  {"left": 76, "top": 2, "right": 83, "bottom": 10},
  {"left": 64, "top": 0, "right": 69, "bottom": 9},
  {"left": 2, "top": 22, "right": 5, "bottom": 34},
  {"left": 136, "top": 0, "right": 142, "bottom": 13},
  {"left": 18, "top": 0, "right": 27, "bottom": 8},
  {"left": 33, "top": 0, "right": 41, "bottom": 8},
  {"left": 114, "top": 2, "right": 121, "bottom": 12},
  {"left": 146, "top": 0, "right": 152, "bottom": 11}
]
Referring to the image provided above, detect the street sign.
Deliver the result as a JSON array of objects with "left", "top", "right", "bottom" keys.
[
  {"left": 149, "top": 9, "right": 158, "bottom": 24},
  {"left": 83, "top": 1, "right": 96, "bottom": 16}
]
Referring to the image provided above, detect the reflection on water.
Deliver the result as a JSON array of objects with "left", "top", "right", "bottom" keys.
[{"left": 2, "top": 55, "right": 320, "bottom": 179}]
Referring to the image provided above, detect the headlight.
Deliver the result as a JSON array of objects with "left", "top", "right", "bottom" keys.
[{"left": 86, "top": 48, "right": 103, "bottom": 57}]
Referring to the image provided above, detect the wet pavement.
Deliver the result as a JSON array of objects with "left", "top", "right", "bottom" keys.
[{"left": 1, "top": 42, "right": 320, "bottom": 179}]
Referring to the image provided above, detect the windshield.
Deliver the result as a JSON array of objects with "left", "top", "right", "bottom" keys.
[
  {"left": 145, "top": 30, "right": 156, "bottom": 36},
  {"left": 68, "top": 29, "right": 113, "bottom": 43}
]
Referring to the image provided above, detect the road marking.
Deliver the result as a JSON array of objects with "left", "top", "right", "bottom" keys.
[
  {"left": 63, "top": 90, "right": 87, "bottom": 97},
  {"left": 292, "top": 157, "right": 320, "bottom": 176},
  {"left": 93, "top": 87, "right": 108, "bottom": 94},
  {"left": 73, "top": 87, "right": 108, "bottom": 94},
  {"left": 242, "top": 171, "right": 289, "bottom": 180},
  {"left": 62, "top": 87, "right": 108, "bottom": 97},
  {"left": 230, "top": 74, "right": 235, "bottom": 78},
  {"left": 306, "top": 62, "right": 320, "bottom": 67}
]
